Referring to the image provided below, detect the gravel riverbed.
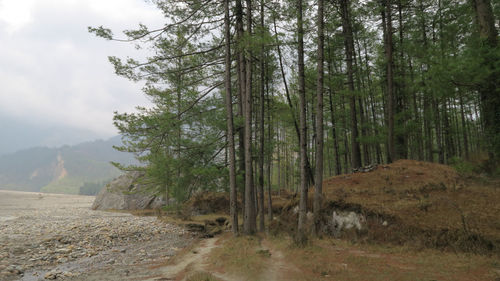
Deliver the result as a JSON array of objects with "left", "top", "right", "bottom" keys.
[{"left": 0, "top": 190, "right": 195, "bottom": 281}]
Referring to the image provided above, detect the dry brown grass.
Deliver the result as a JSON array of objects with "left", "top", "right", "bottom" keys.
[
  {"left": 274, "top": 235, "right": 500, "bottom": 281},
  {"left": 205, "top": 233, "right": 270, "bottom": 281},
  {"left": 200, "top": 234, "right": 500, "bottom": 281},
  {"left": 297, "top": 159, "right": 500, "bottom": 254}
]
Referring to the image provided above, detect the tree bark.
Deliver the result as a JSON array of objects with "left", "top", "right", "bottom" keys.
[
  {"left": 313, "top": 0, "right": 325, "bottom": 236},
  {"left": 340, "top": 0, "right": 362, "bottom": 169},
  {"left": 243, "top": 0, "right": 256, "bottom": 235},
  {"left": 471, "top": 0, "right": 500, "bottom": 163},
  {"left": 235, "top": 0, "right": 246, "bottom": 217},
  {"left": 296, "top": 0, "right": 308, "bottom": 244},
  {"left": 224, "top": 0, "right": 238, "bottom": 235},
  {"left": 383, "top": 0, "right": 396, "bottom": 163},
  {"left": 258, "top": 0, "right": 265, "bottom": 232}
]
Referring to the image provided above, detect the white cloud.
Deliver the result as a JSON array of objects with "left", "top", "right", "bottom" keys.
[
  {"left": 0, "top": 0, "right": 36, "bottom": 33},
  {"left": 0, "top": 0, "right": 164, "bottom": 142}
]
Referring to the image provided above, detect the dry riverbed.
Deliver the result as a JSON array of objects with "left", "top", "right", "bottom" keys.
[{"left": 0, "top": 190, "right": 195, "bottom": 281}]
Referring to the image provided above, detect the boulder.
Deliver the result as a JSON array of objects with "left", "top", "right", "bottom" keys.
[
  {"left": 91, "top": 171, "right": 164, "bottom": 210},
  {"left": 329, "top": 210, "right": 366, "bottom": 238}
]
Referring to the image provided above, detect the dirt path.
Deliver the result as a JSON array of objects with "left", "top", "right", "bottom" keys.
[
  {"left": 161, "top": 236, "right": 300, "bottom": 281},
  {"left": 259, "top": 239, "right": 299, "bottom": 281},
  {"left": 148, "top": 237, "right": 221, "bottom": 281}
]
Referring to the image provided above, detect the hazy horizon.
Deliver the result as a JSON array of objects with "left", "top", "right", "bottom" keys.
[{"left": 0, "top": 0, "right": 165, "bottom": 155}]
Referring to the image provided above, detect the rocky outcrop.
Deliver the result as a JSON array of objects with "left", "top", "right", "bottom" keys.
[{"left": 91, "top": 172, "right": 164, "bottom": 210}]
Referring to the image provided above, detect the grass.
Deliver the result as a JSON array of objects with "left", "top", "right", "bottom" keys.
[
  {"left": 205, "top": 234, "right": 500, "bottom": 281},
  {"left": 205, "top": 233, "right": 269, "bottom": 281},
  {"left": 40, "top": 176, "right": 83, "bottom": 194},
  {"left": 299, "top": 159, "right": 500, "bottom": 254},
  {"left": 145, "top": 159, "right": 500, "bottom": 280}
]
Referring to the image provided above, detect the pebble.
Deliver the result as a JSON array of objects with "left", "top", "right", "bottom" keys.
[{"left": 0, "top": 193, "right": 190, "bottom": 281}]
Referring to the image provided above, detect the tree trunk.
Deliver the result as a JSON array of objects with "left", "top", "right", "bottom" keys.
[
  {"left": 257, "top": 0, "right": 265, "bottom": 232},
  {"left": 273, "top": 16, "right": 315, "bottom": 186},
  {"left": 235, "top": 0, "right": 246, "bottom": 218},
  {"left": 395, "top": 0, "right": 407, "bottom": 160},
  {"left": 265, "top": 62, "right": 273, "bottom": 223},
  {"left": 471, "top": 0, "right": 500, "bottom": 163},
  {"left": 313, "top": 0, "right": 325, "bottom": 236},
  {"left": 459, "top": 94, "right": 470, "bottom": 160},
  {"left": 383, "top": 0, "right": 396, "bottom": 163},
  {"left": 296, "top": 0, "right": 308, "bottom": 244},
  {"left": 340, "top": 0, "right": 362, "bottom": 169},
  {"left": 243, "top": 0, "right": 256, "bottom": 235},
  {"left": 327, "top": 58, "right": 342, "bottom": 175},
  {"left": 224, "top": 0, "right": 238, "bottom": 235}
]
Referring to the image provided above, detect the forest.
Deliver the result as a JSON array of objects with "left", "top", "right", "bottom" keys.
[{"left": 89, "top": 0, "right": 499, "bottom": 238}]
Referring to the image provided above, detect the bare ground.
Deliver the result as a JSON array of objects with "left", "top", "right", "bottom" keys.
[{"left": 0, "top": 190, "right": 195, "bottom": 281}]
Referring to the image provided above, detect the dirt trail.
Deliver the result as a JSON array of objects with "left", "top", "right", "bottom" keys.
[
  {"left": 173, "top": 236, "right": 298, "bottom": 281},
  {"left": 148, "top": 237, "right": 221, "bottom": 281},
  {"left": 259, "top": 239, "right": 299, "bottom": 281}
]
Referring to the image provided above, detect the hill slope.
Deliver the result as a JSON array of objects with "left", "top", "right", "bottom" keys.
[
  {"left": 315, "top": 160, "right": 500, "bottom": 253},
  {"left": 0, "top": 136, "right": 135, "bottom": 194}
]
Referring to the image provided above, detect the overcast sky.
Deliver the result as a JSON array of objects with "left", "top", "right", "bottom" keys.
[{"left": 0, "top": 0, "right": 165, "bottom": 154}]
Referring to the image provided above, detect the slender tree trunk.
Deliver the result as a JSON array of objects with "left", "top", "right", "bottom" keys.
[
  {"left": 395, "top": 0, "right": 407, "bottom": 159},
  {"left": 383, "top": 0, "right": 396, "bottom": 163},
  {"left": 327, "top": 59, "right": 342, "bottom": 175},
  {"left": 243, "top": 0, "right": 256, "bottom": 235},
  {"left": 362, "top": 37, "right": 382, "bottom": 164},
  {"left": 408, "top": 57, "right": 424, "bottom": 160},
  {"left": 296, "top": 0, "right": 308, "bottom": 244},
  {"left": 471, "top": 0, "right": 500, "bottom": 163},
  {"left": 235, "top": 0, "right": 246, "bottom": 218},
  {"left": 272, "top": 16, "right": 315, "bottom": 186},
  {"left": 434, "top": 97, "right": 444, "bottom": 164},
  {"left": 313, "top": 0, "right": 325, "bottom": 236},
  {"left": 459, "top": 94, "right": 470, "bottom": 160},
  {"left": 340, "top": 0, "right": 362, "bottom": 169},
  {"left": 257, "top": 0, "right": 265, "bottom": 232},
  {"left": 224, "top": 0, "right": 238, "bottom": 235},
  {"left": 265, "top": 62, "right": 273, "bottom": 223}
]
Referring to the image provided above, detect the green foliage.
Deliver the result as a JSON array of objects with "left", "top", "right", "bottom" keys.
[
  {"left": 87, "top": 26, "right": 113, "bottom": 40},
  {"left": 79, "top": 180, "right": 111, "bottom": 196},
  {"left": 448, "top": 157, "right": 476, "bottom": 176},
  {"left": 102, "top": 18, "right": 228, "bottom": 202},
  {"left": 40, "top": 177, "right": 83, "bottom": 194}
]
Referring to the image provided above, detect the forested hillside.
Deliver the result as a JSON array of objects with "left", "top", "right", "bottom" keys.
[
  {"left": 0, "top": 136, "right": 134, "bottom": 194},
  {"left": 90, "top": 0, "right": 499, "bottom": 236}
]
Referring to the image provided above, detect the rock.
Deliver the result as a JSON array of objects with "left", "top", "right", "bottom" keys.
[
  {"left": 329, "top": 210, "right": 366, "bottom": 237},
  {"left": 91, "top": 171, "right": 165, "bottom": 210},
  {"left": 44, "top": 271, "right": 61, "bottom": 279},
  {"left": 185, "top": 223, "right": 205, "bottom": 233}
]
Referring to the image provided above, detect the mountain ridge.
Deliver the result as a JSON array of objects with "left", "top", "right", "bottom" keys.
[{"left": 0, "top": 136, "right": 135, "bottom": 194}]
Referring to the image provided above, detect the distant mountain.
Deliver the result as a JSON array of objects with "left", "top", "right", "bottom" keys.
[
  {"left": 0, "top": 136, "right": 136, "bottom": 194},
  {"left": 0, "top": 113, "right": 108, "bottom": 156}
]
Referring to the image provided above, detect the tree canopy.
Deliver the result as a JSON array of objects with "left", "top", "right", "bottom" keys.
[{"left": 90, "top": 0, "right": 499, "bottom": 236}]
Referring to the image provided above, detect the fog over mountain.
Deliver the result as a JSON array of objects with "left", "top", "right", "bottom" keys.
[
  {"left": 0, "top": 113, "right": 106, "bottom": 156},
  {"left": 0, "top": 136, "right": 136, "bottom": 194}
]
